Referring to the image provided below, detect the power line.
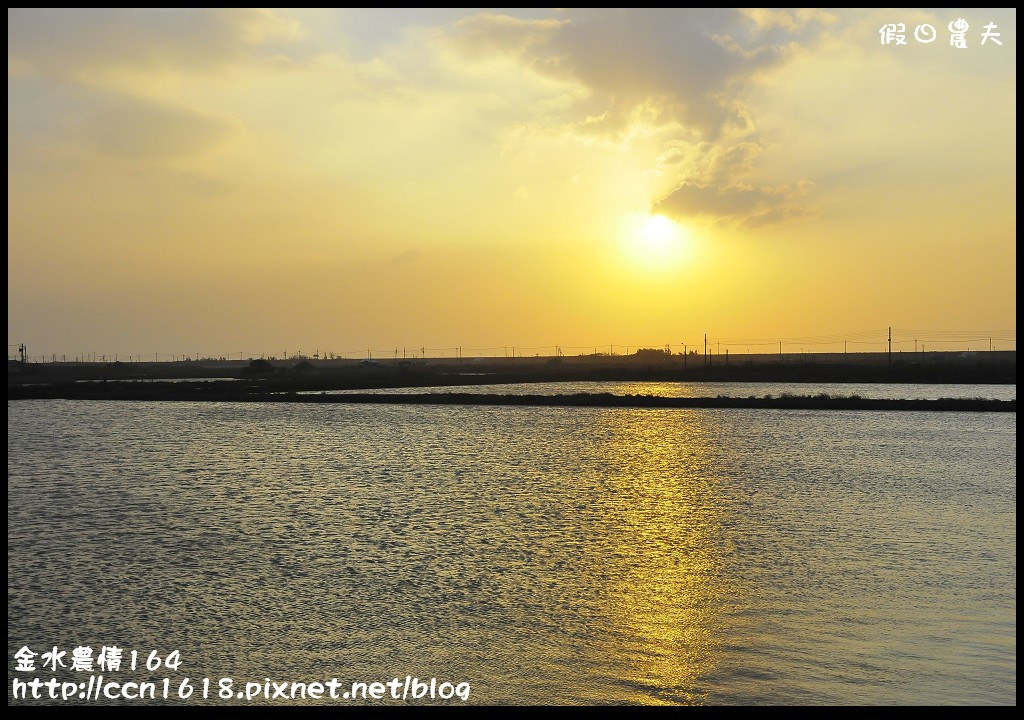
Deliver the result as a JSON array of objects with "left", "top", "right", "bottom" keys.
[{"left": 11, "top": 328, "right": 1016, "bottom": 362}]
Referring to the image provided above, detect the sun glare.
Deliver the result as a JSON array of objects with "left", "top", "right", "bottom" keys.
[
  {"left": 623, "top": 213, "right": 689, "bottom": 267},
  {"left": 642, "top": 214, "right": 675, "bottom": 247}
]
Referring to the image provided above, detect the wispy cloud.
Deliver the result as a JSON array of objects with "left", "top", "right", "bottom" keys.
[{"left": 447, "top": 9, "right": 836, "bottom": 225}]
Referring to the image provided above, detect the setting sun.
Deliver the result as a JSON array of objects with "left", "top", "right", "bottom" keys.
[
  {"left": 641, "top": 214, "right": 676, "bottom": 248},
  {"left": 6, "top": 9, "right": 1017, "bottom": 710},
  {"left": 6, "top": 7, "right": 1015, "bottom": 357},
  {"left": 624, "top": 213, "right": 690, "bottom": 267}
]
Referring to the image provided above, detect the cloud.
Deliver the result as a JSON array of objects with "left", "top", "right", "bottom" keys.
[
  {"left": 78, "top": 93, "right": 236, "bottom": 159},
  {"left": 447, "top": 9, "right": 833, "bottom": 226},
  {"left": 9, "top": 9, "right": 830, "bottom": 231},
  {"left": 739, "top": 8, "right": 838, "bottom": 34},
  {"left": 449, "top": 9, "right": 806, "bottom": 139},
  {"left": 7, "top": 79, "right": 237, "bottom": 162},
  {"left": 8, "top": 10, "right": 275, "bottom": 166},
  {"left": 7, "top": 8, "right": 301, "bottom": 78},
  {"left": 649, "top": 140, "right": 809, "bottom": 226},
  {"left": 450, "top": 13, "right": 567, "bottom": 59},
  {"left": 654, "top": 180, "right": 809, "bottom": 228}
]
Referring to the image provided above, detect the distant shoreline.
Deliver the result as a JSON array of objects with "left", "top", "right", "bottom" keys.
[
  {"left": 252, "top": 392, "right": 1018, "bottom": 413},
  {"left": 7, "top": 351, "right": 1017, "bottom": 388},
  {"left": 6, "top": 384, "right": 1015, "bottom": 412},
  {"left": 8, "top": 351, "right": 1016, "bottom": 410}
]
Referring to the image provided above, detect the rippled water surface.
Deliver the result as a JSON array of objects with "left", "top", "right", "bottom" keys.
[{"left": 7, "top": 400, "right": 1016, "bottom": 704}]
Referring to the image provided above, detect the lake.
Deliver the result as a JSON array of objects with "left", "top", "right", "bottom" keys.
[{"left": 7, "top": 399, "right": 1016, "bottom": 704}]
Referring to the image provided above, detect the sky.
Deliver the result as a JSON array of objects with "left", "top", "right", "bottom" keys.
[{"left": 7, "top": 9, "right": 1017, "bottom": 360}]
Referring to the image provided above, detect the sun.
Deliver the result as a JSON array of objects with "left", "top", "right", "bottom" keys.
[
  {"left": 641, "top": 215, "right": 676, "bottom": 250},
  {"left": 623, "top": 213, "right": 689, "bottom": 267}
]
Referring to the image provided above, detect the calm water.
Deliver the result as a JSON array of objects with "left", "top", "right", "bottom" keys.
[
  {"left": 7, "top": 400, "right": 1016, "bottom": 705},
  {"left": 302, "top": 381, "right": 1016, "bottom": 401}
]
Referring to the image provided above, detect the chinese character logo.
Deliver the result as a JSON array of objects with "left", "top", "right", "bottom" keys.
[
  {"left": 13, "top": 646, "right": 38, "bottom": 672},
  {"left": 948, "top": 18, "right": 969, "bottom": 48},
  {"left": 98, "top": 646, "right": 124, "bottom": 672},
  {"left": 914, "top": 24, "right": 937, "bottom": 44},
  {"left": 981, "top": 22, "right": 1002, "bottom": 46},
  {"left": 70, "top": 646, "right": 94, "bottom": 672},
  {"left": 41, "top": 646, "right": 67, "bottom": 671},
  {"left": 879, "top": 23, "right": 908, "bottom": 46}
]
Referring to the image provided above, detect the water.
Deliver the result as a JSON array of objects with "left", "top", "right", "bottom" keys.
[
  {"left": 300, "top": 381, "right": 1016, "bottom": 401},
  {"left": 7, "top": 400, "right": 1016, "bottom": 705}
]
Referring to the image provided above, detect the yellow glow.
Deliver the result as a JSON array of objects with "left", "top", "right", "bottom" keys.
[
  {"left": 589, "top": 409, "right": 727, "bottom": 704},
  {"left": 622, "top": 213, "right": 690, "bottom": 268},
  {"left": 643, "top": 215, "right": 675, "bottom": 246},
  {"left": 5, "top": 9, "right": 1016, "bottom": 355}
]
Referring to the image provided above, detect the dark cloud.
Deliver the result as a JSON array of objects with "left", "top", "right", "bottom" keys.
[
  {"left": 79, "top": 93, "right": 235, "bottom": 159},
  {"left": 655, "top": 180, "right": 808, "bottom": 228},
  {"left": 452, "top": 9, "right": 801, "bottom": 138},
  {"left": 650, "top": 140, "right": 807, "bottom": 226},
  {"left": 450, "top": 9, "right": 831, "bottom": 225},
  {"left": 7, "top": 8, "right": 299, "bottom": 77}
]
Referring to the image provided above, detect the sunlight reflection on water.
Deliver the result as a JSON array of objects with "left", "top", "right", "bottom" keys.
[{"left": 7, "top": 400, "right": 1016, "bottom": 705}]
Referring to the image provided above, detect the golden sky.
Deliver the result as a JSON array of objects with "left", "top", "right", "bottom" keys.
[{"left": 7, "top": 9, "right": 1017, "bottom": 359}]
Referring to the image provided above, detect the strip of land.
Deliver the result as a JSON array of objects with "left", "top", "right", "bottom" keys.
[
  {"left": 8, "top": 351, "right": 1015, "bottom": 411},
  {"left": 268, "top": 392, "right": 1016, "bottom": 412},
  {"left": 5, "top": 382, "right": 1015, "bottom": 412},
  {"left": 8, "top": 350, "right": 1017, "bottom": 388}
]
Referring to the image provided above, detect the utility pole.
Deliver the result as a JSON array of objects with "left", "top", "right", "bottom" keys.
[
  {"left": 704, "top": 334, "right": 707, "bottom": 365},
  {"left": 844, "top": 340, "right": 847, "bottom": 354},
  {"left": 990, "top": 337, "right": 993, "bottom": 352},
  {"left": 779, "top": 341, "right": 782, "bottom": 359},
  {"left": 888, "top": 327, "right": 892, "bottom": 366},
  {"left": 683, "top": 343, "right": 687, "bottom": 369}
]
